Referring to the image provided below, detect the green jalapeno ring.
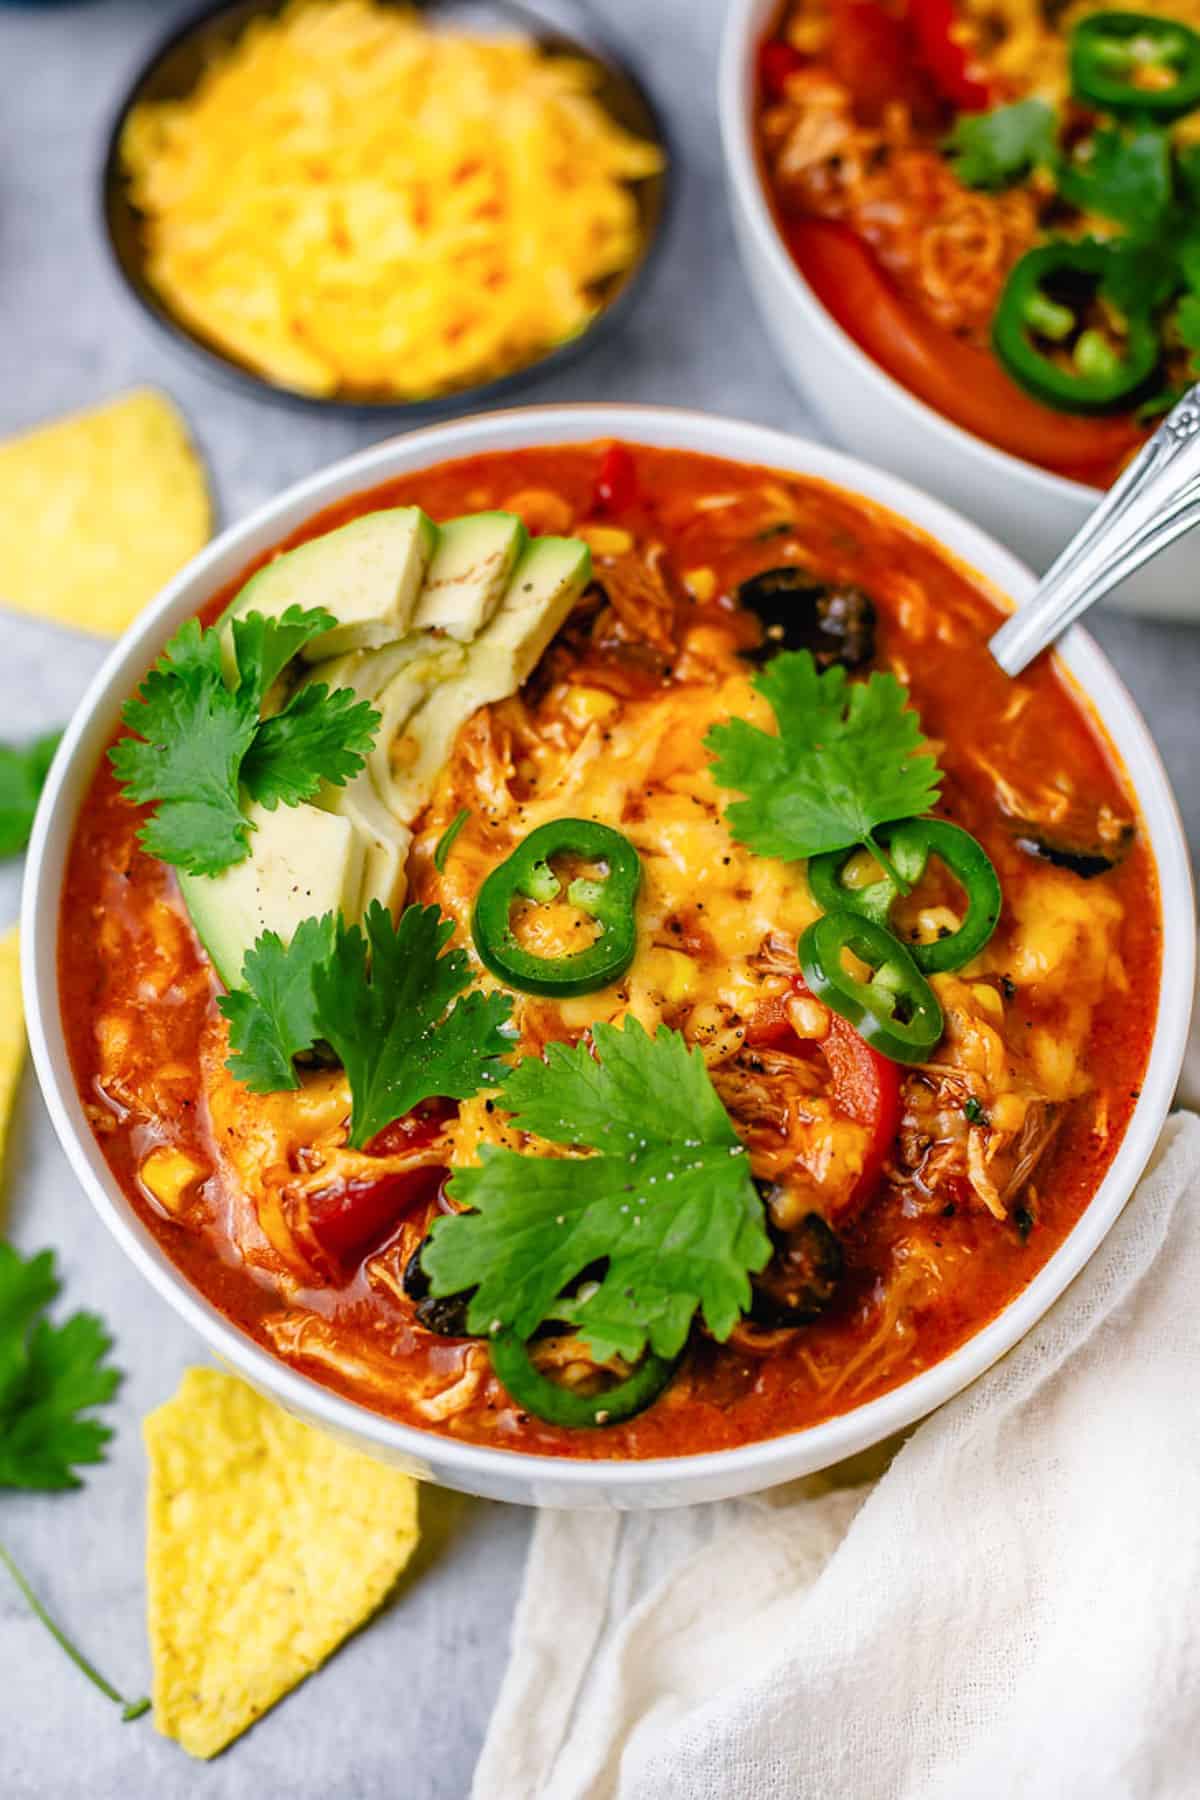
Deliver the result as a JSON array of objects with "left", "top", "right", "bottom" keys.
[
  {"left": 807, "top": 828, "right": 928, "bottom": 931},
  {"left": 472, "top": 817, "right": 641, "bottom": 997},
  {"left": 992, "top": 243, "right": 1160, "bottom": 414},
  {"left": 808, "top": 819, "right": 1002, "bottom": 974},
  {"left": 489, "top": 1329, "right": 680, "bottom": 1428},
  {"left": 1070, "top": 11, "right": 1200, "bottom": 117},
  {"left": 799, "top": 910, "right": 944, "bottom": 1064}
]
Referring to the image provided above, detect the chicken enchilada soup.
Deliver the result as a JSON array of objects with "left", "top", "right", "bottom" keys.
[
  {"left": 61, "top": 443, "right": 1159, "bottom": 1458},
  {"left": 756, "top": 0, "right": 1200, "bottom": 484}
]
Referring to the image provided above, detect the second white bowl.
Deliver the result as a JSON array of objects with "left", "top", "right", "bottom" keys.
[{"left": 718, "top": 0, "right": 1200, "bottom": 620}]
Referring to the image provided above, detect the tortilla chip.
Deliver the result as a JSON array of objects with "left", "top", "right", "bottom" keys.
[
  {"left": 145, "top": 1367, "right": 420, "bottom": 1758},
  {"left": 0, "top": 927, "right": 25, "bottom": 1194},
  {"left": 0, "top": 390, "right": 211, "bottom": 637}
]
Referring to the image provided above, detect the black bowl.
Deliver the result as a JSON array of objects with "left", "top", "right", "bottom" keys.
[{"left": 101, "top": 0, "right": 673, "bottom": 418}]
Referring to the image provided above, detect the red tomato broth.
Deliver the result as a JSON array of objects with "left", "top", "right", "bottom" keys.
[{"left": 59, "top": 442, "right": 1160, "bottom": 1460}]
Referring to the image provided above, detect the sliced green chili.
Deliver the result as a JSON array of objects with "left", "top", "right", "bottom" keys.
[
  {"left": 993, "top": 242, "right": 1159, "bottom": 413},
  {"left": 490, "top": 1329, "right": 679, "bottom": 1427},
  {"left": 799, "top": 910, "right": 943, "bottom": 1064},
  {"left": 1071, "top": 11, "right": 1200, "bottom": 118},
  {"left": 433, "top": 807, "right": 470, "bottom": 872},
  {"left": 472, "top": 818, "right": 641, "bottom": 997},
  {"left": 808, "top": 819, "right": 1001, "bottom": 973}
]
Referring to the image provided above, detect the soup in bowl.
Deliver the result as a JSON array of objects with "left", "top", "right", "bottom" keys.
[{"left": 24, "top": 408, "right": 1192, "bottom": 1507}]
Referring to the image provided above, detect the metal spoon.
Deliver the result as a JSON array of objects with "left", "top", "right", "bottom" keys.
[{"left": 989, "top": 383, "right": 1200, "bottom": 676}]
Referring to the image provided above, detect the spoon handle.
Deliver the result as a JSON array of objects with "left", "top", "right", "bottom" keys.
[{"left": 988, "top": 383, "right": 1200, "bottom": 677}]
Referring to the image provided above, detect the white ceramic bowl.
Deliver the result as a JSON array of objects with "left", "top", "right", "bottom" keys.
[
  {"left": 22, "top": 405, "right": 1195, "bottom": 1508},
  {"left": 719, "top": 0, "right": 1199, "bottom": 620}
]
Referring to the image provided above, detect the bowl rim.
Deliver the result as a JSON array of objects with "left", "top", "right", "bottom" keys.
[
  {"left": 22, "top": 401, "right": 1195, "bottom": 1497},
  {"left": 98, "top": 0, "right": 675, "bottom": 420},
  {"left": 716, "top": 0, "right": 1099, "bottom": 509}
]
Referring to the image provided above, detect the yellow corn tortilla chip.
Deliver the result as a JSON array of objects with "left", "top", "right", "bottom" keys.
[
  {"left": 0, "top": 389, "right": 211, "bottom": 637},
  {"left": 145, "top": 1367, "right": 420, "bottom": 1759},
  {"left": 0, "top": 926, "right": 25, "bottom": 1196}
]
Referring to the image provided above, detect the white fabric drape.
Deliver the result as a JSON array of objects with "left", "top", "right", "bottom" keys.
[{"left": 474, "top": 1113, "right": 1200, "bottom": 1800}]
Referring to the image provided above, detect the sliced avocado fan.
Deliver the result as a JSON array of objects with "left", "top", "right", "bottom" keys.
[{"left": 185, "top": 508, "right": 592, "bottom": 989}]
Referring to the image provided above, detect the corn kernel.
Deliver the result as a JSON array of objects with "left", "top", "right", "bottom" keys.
[
  {"left": 140, "top": 1145, "right": 206, "bottom": 1214},
  {"left": 580, "top": 525, "right": 634, "bottom": 556},
  {"left": 786, "top": 994, "right": 829, "bottom": 1040},
  {"left": 991, "top": 1092, "right": 1027, "bottom": 1134},
  {"left": 684, "top": 566, "right": 716, "bottom": 602},
  {"left": 969, "top": 981, "right": 1005, "bottom": 1022},
  {"left": 562, "top": 686, "right": 620, "bottom": 728},
  {"left": 635, "top": 946, "right": 698, "bottom": 1005}
]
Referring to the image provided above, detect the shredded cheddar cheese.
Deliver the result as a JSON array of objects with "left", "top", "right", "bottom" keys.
[{"left": 120, "top": 0, "right": 663, "bottom": 400}]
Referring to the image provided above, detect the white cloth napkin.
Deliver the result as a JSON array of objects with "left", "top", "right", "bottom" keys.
[{"left": 473, "top": 1111, "right": 1200, "bottom": 1800}]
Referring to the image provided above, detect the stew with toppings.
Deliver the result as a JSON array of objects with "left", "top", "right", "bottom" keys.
[{"left": 60, "top": 442, "right": 1159, "bottom": 1459}]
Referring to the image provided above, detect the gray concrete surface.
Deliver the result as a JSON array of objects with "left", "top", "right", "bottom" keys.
[{"left": 0, "top": 2, "right": 1196, "bottom": 1795}]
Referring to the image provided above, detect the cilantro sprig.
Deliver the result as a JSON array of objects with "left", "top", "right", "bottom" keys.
[
  {"left": 0, "top": 1242, "right": 148, "bottom": 1720},
  {"left": 219, "top": 902, "right": 514, "bottom": 1148},
  {"left": 424, "top": 1018, "right": 771, "bottom": 1365},
  {"left": 0, "top": 730, "right": 61, "bottom": 858},
  {"left": 704, "top": 649, "right": 942, "bottom": 888},
  {"left": 944, "top": 98, "right": 1057, "bottom": 189},
  {"left": 109, "top": 607, "right": 379, "bottom": 877}
]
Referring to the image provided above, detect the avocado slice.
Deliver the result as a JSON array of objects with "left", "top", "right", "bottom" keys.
[
  {"left": 380, "top": 535, "right": 590, "bottom": 820},
  {"left": 412, "top": 512, "right": 528, "bottom": 641},
  {"left": 223, "top": 507, "right": 439, "bottom": 665},
  {"left": 179, "top": 800, "right": 367, "bottom": 989}
]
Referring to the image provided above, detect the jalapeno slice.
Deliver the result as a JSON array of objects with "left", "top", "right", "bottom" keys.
[
  {"left": 808, "top": 819, "right": 1001, "bottom": 973},
  {"left": 993, "top": 242, "right": 1160, "bottom": 413},
  {"left": 472, "top": 819, "right": 641, "bottom": 997},
  {"left": 1071, "top": 11, "right": 1200, "bottom": 118},
  {"left": 799, "top": 911, "right": 944, "bottom": 1064},
  {"left": 489, "top": 1330, "right": 679, "bottom": 1427}
]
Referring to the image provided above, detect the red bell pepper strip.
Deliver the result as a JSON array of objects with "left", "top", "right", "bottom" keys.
[
  {"left": 827, "top": 0, "right": 942, "bottom": 124},
  {"left": 745, "top": 977, "right": 901, "bottom": 1207},
  {"left": 307, "top": 1101, "right": 455, "bottom": 1266},
  {"left": 908, "top": 0, "right": 993, "bottom": 109},
  {"left": 591, "top": 444, "right": 639, "bottom": 514},
  {"left": 759, "top": 38, "right": 807, "bottom": 99}
]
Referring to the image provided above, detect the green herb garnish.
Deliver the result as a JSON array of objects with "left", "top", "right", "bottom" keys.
[
  {"left": 963, "top": 1096, "right": 987, "bottom": 1126},
  {"left": 1057, "top": 123, "right": 1174, "bottom": 231},
  {"left": 109, "top": 608, "right": 379, "bottom": 877},
  {"left": 220, "top": 903, "right": 514, "bottom": 1148},
  {"left": 0, "top": 730, "right": 61, "bottom": 858},
  {"left": 424, "top": 1018, "right": 771, "bottom": 1364},
  {"left": 0, "top": 1242, "right": 148, "bottom": 1719},
  {"left": 945, "top": 99, "right": 1057, "bottom": 189},
  {"left": 704, "top": 649, "right": 942, "bottom": 889},
  {"left": 433, "top": 808, "right": 471, "bottom": 872}
]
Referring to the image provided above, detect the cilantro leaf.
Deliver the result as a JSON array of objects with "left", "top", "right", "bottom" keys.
[
  {"left": 1099, "top": 237, "right": 1179, "bottom": 316},
  {"left": 0, "top": 1243, "right": 121, "bottom": 1492},
  {"left": 312, "top": 903, "right": 514, "bottom": 1148},
  {"left": 109, "top": 607, "right": 378, "bottom": 875},
  {"left": 1175, "top": 293, "right": 1200, "bottom": 356},
  {"left": 425, "top": 1018, "right": 771, "bottom": 1364},
  {"left": 0, "top": 730, "right": 61, "bottom": 859},
  {"left": 229, "top": 605, "right": 337, "bottom": 705},
  {"left": 110, "top": 619, "right": 262, "bottom": 877},
  {"left": 1057, "top": 125, "right": 1173, "bottom": 231},
  {"left": 218, "top": 915, "right": 335, "bottom": 1092},
  {"left": 0, "top": 1242, "right": 148, "bottom": 1720},
  {"left": 705, "top": 649, "right": 942, "bottom": 875},
  {"left": 224, "top": 903, "right": 514, "bottom": 1144},
  {"left": 241, "top": 683, "right": 380, "bottom": 811},
  {"left": 945, "top": 99, "right": 1057, "bottom": 189}
]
